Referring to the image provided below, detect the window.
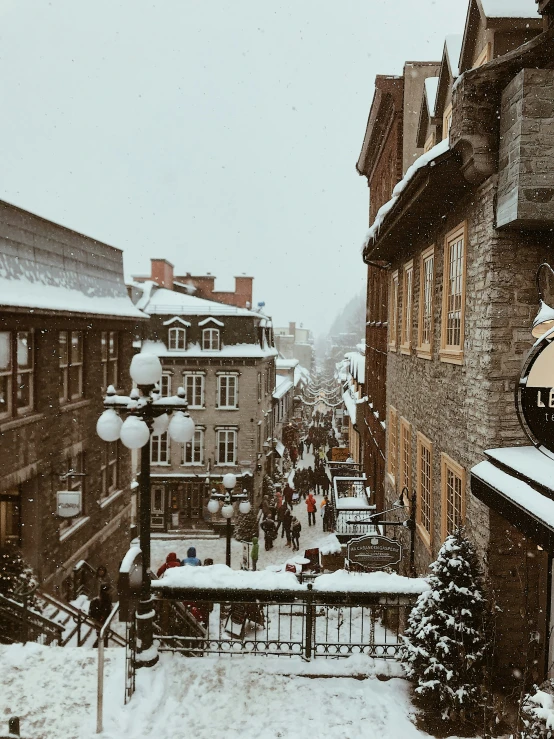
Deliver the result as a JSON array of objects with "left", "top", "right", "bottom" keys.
[
  {"left": 442, "top": 102, "right": 452, "bottom": 140},
  {"left": 100, "top": 442, "right": 118, "bottom": 499},
  {"left": 202, "top": 328, "right": 220, "bottom": 351},
  {"left": 160, "top": 372, "right": 172, "bottom": 397},
  {"left": 216, "top": 428, "right": 237, "bottom": 465},
  {"left": 416, "top": 433, "right": 433, "bottom": 549},
  {"left": 400, "top": 261, "right": 413, "bottom": 354},
  {"left": 440, "top": 223, "right": 467, "bottom": 364},
  {"left": 59, "top": 331, "right": 83, "bottom": 403},
  {"left": 183, "top": 373, "right": 204, "bottom": 408},
  {"left": 423, "top": 132, "right": 435, "bottom": 153},
  {"left": 399, "top": 418, "right": 411, "bottom": 494},
  {"left": 387, "top": 406, "right": 398, "bottom": 483},
  {"left": 441, "top": 453, "right": 466, "bottom": 540},
  {"left": 417, "top": 246, "right": 435, "bottom": 359},
  {"left": 101, "top": 332, "right": 118, "bottom": 390},
  {"left": 151, "top": 432, "right": 170, "bottom": 464},
  {"left": 182, "top": 428, "right": 204, "bottom": 465},
  {"left": 168, "top": 327, "right": 186, "bottom": 351},
  {"left": 474, "top": 43, "right": 491, "bottom": 68},
  {"left": 257, "top": 372, "right": 262, "bottom": 403},
  {"left": 389, "top": 271, "right": 399, "bottom": 350},
  {"left": 0, "top": 330, "right": 34, "bottom": 418},
  {"left": 0, "top": 487, "right": 21, "bottom": 547},
  {"left": 217, "top": 374, "right": 238, "bottom": 409}
]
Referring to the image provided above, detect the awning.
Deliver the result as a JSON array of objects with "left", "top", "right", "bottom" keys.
[
  {"left": 471, "top": 447, "right": 554, "bottom": 552},
  {"left": 274, "top": 440, "right": 285, "bottom": 458}
]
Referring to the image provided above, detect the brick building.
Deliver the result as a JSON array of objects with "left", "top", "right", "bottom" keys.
[
  {"left": 361, "top": 1, "right": 554, "bottom": 689},
  {"left": 356, "top": 62, "right": 440, "bottom": 511},
  {"left": 130, "top": 261, "right": 276, "bottom": 534},
  {"left": 0, "top": 200, "right": 145, "bottom": 599}
]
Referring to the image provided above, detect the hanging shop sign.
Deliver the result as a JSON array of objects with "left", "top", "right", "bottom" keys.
[
  {"left": 517, "top": 332, "right": 554, "bottom": 457},
  {"left": 347, "top": 535, "right": 402, "bottom": 572},
  {"left": 56, "top": 490, "right": 82, "bottom": 518}
]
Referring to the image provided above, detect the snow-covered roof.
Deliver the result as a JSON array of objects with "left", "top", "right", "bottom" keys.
[
  {"left": 444, "top": 34, "right": 463, "bottom": 78},
  {"left": 479, "top": 0, "right": 539, "bottom": 17},
  {"left": 485, "top": 446, "right": 554, "bottom": 491},
  {"left": 273, "top": 377, "right": 294, "bottom": 400},
  {"left": 424, "top": 76, "right": 439, "bottom": 116},
  {"left": 294, "top": 364, "right": 311, "bottom": 387},
  {"left": 140, "top": 339, "right": 277, "bottom": 359},
  {"left": 135, "top": 281, "right": 261, "bottom": 317},
  {"left": 364, "top": 138, "right": 450, "bottom": 248},
  {"left": 345, "top": 351, "right": 365, "bottom": 385},
  {"left": 276, "top": 358, "right": 299, "bottom": 370},
  {"left": 342, "top": 390, "right": 357, "bottom": 425},
  {"left": 472, "top": 460, "right": 554, "bottom": 531}
]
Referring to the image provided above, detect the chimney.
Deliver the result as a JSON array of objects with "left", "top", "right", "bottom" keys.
[
  {"left": 151, "top": 259, "right": 174, "bottom": 290},
  {"left": 289, "top": 321, "right": 296, "bottom": 337},
  {"left": 234, "top": 276, "right": 253, "bottom": 308}
]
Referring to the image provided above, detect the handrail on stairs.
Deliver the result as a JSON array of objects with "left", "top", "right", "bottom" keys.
[{"left": 96, "top": 603, "right": 120, "bottom": 734}]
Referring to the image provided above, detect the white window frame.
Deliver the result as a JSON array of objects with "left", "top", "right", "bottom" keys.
[
  {"left": 183, "top": 373, "right": 205, "bottom": 408},
  {"left": 182, "top": 428, "right": 204, "bottom": 465},
  {"left": 168, "top": 327, "right": 186, "bottom": 351},
  {"left": 151, "top": 432, "right": 170, "bottom": 465},
  {"left": 59, "top": 330, "right": 83, "bottom": 404},
  {"left": 216, "top": 428, "right": 237, "bottom": 465},
  {"left": 160, "top": 372, "right": 172, "bottom": 397},
  {"left": 217, "top": 374, "right": 238, "bottom": 409},
  {"left": 101, "top": 331, "right": 118, "bottom": 390},
  {"left": 202, "top": 328, "right": 220, "bottom": 351}
]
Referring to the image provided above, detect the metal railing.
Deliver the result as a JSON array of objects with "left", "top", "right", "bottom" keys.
[
  {"left": 96, "top": 603, "right": 120, "bottom": 734},
  {"left": 0, "top": 592, "right": 64, "bottom": 645},
  {"left": 153, "top": 586, "right": 415, "bottom": 661}
]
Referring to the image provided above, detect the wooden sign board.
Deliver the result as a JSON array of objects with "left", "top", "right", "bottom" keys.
[
  {"left": 331, "top": 447, "right": 350, "bottom": 462},
  {"left": 347, "top": 535, "right": 402, "bottom": 572}
]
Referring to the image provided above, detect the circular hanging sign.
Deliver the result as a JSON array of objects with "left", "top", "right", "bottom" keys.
[{"left": 516, "top": 329, "right": 554, "bottom": 460}]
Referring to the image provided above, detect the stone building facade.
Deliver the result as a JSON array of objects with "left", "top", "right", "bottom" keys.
[
  {"left": 131, "top": 268, "right": 276, "bottom": 534},
  {"left": 361, "top": 3, "right": 554, "bottom": 689},
  {"left": 0, "top": 199, "right": 145, "bottom": 599}
]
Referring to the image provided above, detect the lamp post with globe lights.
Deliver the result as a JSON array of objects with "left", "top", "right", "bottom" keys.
[
  {"left": 207, "top": 473, "right": 251, "bottom": 567},
  {"left": 96, "top": 352, "right": 195, "bottom": 667}
]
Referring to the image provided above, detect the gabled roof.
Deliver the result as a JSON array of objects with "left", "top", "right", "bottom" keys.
[
  {"left": 416, "top": 76, "right": 439, "bottom": 148},
  {"left": 134, "top": 280, "right": 261, "bottom": 318},
  {"left": 433, "top": 35, "right": 463, "bottom": 128},
  {"left": 356, "top": 76, "right": 404, "bottom": 179}
]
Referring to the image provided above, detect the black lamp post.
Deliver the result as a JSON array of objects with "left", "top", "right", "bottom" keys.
[
  {"left": 96, "top": 353, "right": 194, "bottom": 667},
  {"left": 207, "top": 474, "right": 251, "bottom": 567}
]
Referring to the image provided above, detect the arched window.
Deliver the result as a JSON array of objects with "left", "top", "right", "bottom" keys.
[
  {"left": 202, "top": 328, "right": 220, "bottom": 351},
  {"left": 168, "top": 327, "right": 186, "bottom": 351}
]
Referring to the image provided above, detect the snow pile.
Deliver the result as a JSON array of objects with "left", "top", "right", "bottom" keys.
[
  {"left": 521, "top": 680, "right": 554, "bottom": 737},
  {"left": 363, "top": 138, "right": 450, "bottom": 249},
  {"left": 480, "top": 0, "right": 539, "bottom": 18},
  {"left": 314, "top": 570, "right": 429, "bottom": 595},
  {"left": 317, "top": 533, "right": 342, "bottom": 555},
  {"left": 152, "top": 563, "right": 305, "bottom": 591}
]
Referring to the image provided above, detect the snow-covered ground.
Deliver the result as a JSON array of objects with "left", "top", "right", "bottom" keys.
[{"left": 0, "top": 643, "right": 446, "bottom": 739}]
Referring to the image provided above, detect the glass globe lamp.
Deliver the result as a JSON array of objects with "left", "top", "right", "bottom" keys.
[
  {"left": 96, "top": 409, "right": 122, "bottom": 442},
  {"left": 129, "top": 353, "right": 162, "bottom": 385},
  {"left": 120, "top": 415, "right": 150, "bottom": 449}
]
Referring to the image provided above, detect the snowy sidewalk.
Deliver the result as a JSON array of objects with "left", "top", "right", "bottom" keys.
[{"left": 0, "top": 643, "right": 453, "bottom": 739}]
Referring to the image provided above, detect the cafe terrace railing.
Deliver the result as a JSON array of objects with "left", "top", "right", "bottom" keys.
[
  {"left": 329, "top": 474, "right": 381, "bottom": 543},
  {"left": 149, "top": 566, "right": 428, "bottom": 660}
]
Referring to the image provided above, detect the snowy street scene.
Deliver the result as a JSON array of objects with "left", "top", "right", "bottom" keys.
[{"left": 3, "top": 1, "right": 554, "bottom": 738}]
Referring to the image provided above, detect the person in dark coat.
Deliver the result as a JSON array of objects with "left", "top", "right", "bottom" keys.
[
  {"left": 182, "top": 547, "right": 202, "bottom": 566},
  {"left": 157, "top": 552, "right": 182, "bottom": 578},
  {"left": 261, "top": 514, "right": 277, "bottom": 550},
  {"left": 251, "top": 537, "right": 259, "bottom": 571},
  {"left": 321, "top": 472, "right": 331, "bottom": 496},
  {"left": 90, "top": 584, "right": 113, "bottom": 647},
  {"left": 95, "top": 565, "right": 114, "bottom": 598},
  {"left": 283, "top": 483, "right": 294, "bottom": 508},
  {"left": 282, "top": 505, "right": 292, "bottom": 547},
  {"left": 298, "top": 440, "right": 304, "bottom": 459},
  {"left": 291, "top": 516, "right": 302, "bottom": 552}
]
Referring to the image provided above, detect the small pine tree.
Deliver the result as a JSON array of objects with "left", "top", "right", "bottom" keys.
[
  {"left": 282, "top": 448, "right": 292, "bottom": 475},
  {"left": 234, "top": 508, "right": 259, "bottom": 543},
  {"left": 262, "top": 474, "right": 276, "bottom": 504},
  {"left": 519, "top": 679, "right": 554, "bottom": 739},
  {"left": 401, "top": 528, "right": 487, "bottom": 730},
  {"left": 0, "top": 546, "right": 39, "bottom": 643}
]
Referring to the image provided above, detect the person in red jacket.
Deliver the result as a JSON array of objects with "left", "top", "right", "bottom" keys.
[
  {"left": 306, "top": 492, "right": 317, "bottom": 527},
  {"left": 156, "top": 552, "right": 181, "bottom": 578}
]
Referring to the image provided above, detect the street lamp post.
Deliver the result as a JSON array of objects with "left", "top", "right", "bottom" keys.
[
  {"left": 207, "top": 473, "right": 251, "bottom": 567},
  {"left": 96, "top": 353, "right": 195, "bottom": 667}
]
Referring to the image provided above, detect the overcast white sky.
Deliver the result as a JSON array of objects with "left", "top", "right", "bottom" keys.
[{"left": 0, "top": 0, "right": 468, "bottom": 334}]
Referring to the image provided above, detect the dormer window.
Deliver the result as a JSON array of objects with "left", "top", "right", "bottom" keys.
[
  {"left": 168, "top": 327, "right": 186, "bottom": 351},
  {"left": 202, "top": 328, "right": 220, "bottom": 351}
]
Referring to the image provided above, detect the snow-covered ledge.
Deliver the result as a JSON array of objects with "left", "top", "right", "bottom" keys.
[{"left": 59, "top": 516, "right": 90, "bottom": 543}]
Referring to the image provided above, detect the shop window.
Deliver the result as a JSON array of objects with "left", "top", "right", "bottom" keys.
[
  {"left": 417, "top": 246, "right": 435, "bottom": 359},
  {"left": 440, "top": 223, "right": 467, "bottom": 364},
  {"left": 416, "top": 433, "right": 433, "bottom": 549},
  {"left": 441, "top": 453, "right": 466, "bottom": 540}
]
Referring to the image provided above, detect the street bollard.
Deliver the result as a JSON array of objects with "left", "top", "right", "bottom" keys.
[{"left": 0, "top": 716, "right": 21, "bottom": 738}]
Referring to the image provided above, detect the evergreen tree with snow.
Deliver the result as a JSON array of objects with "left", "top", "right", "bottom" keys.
[
  {"left": 282, "top": 448, "right": 292, "bottom": 476},
  {"left": 0, "top": 546, "right": 39, "bottom": 643},
  {"left": 234, "top": 508, "right": 259, "bottom": 543},
  {"left": 519, "top": 679, "right": 554, "bottom": 739},
  {"left": 401, "top": 528, "right": 487, "bottom": 731},
  {"left": 262, "top": 474, "right": 276, "bottom": 504}
]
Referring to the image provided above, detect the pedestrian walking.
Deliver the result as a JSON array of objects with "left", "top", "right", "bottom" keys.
[
  {"left": 298, "top": 440, "right": 304, "bottom": 459},
  {"left": 323, "top": 498, "right": 335, "bottom": 532},
  {"left": 157, "top": 552, "right": 182, "bottom": 578},
  {"left": 283, "top": 483, "right": 294, "bottom": 508},
  {"left": 283, "top": 505, "right": 292, "bottom": 547},
  {"left": 291, "top": 516, "right": 302, "bottom": 552},
  {"left": 291, "top": 446, "right": 298, "bottom": 468},
  {"left": 306, "top": 492, "right": 317, "bottom": 526},
  {"left": 90, "top": 584, "right": 112, "bottom": 647},
  {"left": 261, "top": 514, "right": 277, "bottom": 551},
  {"left": 95, "top": 565, "right": 114, "bottom": 598},
  {"left": 251, "top": 536, "right": 259, "bottom": 571}
]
